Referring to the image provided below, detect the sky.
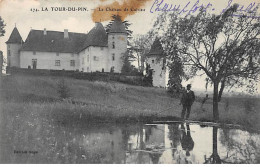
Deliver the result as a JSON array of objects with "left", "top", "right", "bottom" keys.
[{"left": 0, "top": 0, "right": 259, "bottom": 94}]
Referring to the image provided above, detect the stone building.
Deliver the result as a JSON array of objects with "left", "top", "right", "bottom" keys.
[
  {"left": 6, "top": 18, "right": 127, "bottom": 73},
  {"left": 146, "top": 38, "right": 169, "bottom": 87}
]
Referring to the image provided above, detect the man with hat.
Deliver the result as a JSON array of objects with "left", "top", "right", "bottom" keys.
[{"left": 180, "top": 84, "right": 195, "bottom": 120}]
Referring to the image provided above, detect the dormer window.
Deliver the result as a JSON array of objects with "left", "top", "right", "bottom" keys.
[{"left": 112, "top": 42, "right": 115, "bottom": 49}]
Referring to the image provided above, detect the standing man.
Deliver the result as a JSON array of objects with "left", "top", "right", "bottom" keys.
[{"left": 180, "top": 84, "right": 195, "bottom": 120}]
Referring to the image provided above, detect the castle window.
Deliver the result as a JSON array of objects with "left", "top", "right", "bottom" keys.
[
  {"left": 152, "top": 60, "right": 154, "bottom": 63},
  {"left": 112, "top": 42, "right": 115, "bottom": 49},
  {"left": 87, "top": 55, "right": 89, "bottom": 62},
  {"left": 33, "top": 51, "right": 36, "bottom": 55},
  {"left": 7, "top": 50, "right": 11, "bottom": 56},
  {"left": 82, "top": 58, "right": 84, "bottom": 65},
  {"left": 55, "top": 60, "right": 60, "bottom": 66},
  {"left": 94, "top": 56, "right": 99, "bottom": 61},
  {"left": 70, "top": 60, "right": 75, "bottom": 67},
  {"left": 56, "top": 52, "right": 59, "bottom": 56},
  {"left": 8, "top": 45, "right": 10, "bottom": 49},
  {"left": 112, "top": 54, "right": 115, "bottom": 61},
  {"left": 112, "top": 36, "right": 114, "bottom": 39}
]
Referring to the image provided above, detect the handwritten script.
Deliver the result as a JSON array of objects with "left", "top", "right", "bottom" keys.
[{"left": 150, "top": 0, "right": 259, "bottom": 18}]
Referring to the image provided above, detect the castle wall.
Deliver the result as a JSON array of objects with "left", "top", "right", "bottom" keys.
[
  {"left": 7, "top": 43, "right": 22, "bottom": 67},
  {"left": 89, "top": 46, "right": 109, "bottom": 72},
  {"left": 20, "top": 51, "right": 79, "bottom": 70},
  {"left": 108, "top": 33, "right": 127, "bottom": 73},
  {"left": 147, "top": 56, "right": 168, "bottom": 88}
]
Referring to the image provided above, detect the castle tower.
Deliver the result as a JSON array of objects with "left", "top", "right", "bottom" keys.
[
  {"left": 107, "top": 16, "right": 127, "bottom": 73},
  {"left": 6, "top": 27, "right": 24, "bottom": 67},
  {"left": 147, "top": 38, "right": 168, "bottom": 87}
]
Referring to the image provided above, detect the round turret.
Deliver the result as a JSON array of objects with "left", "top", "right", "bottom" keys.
[{"left": 6, "top": 27, "right": 24, "bottom": 67}]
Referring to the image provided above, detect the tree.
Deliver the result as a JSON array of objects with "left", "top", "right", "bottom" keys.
[
  {"left": 131, "top": 33, "right": 154, "bottom": 73},
  {"left": 121, "top": 50, "right": 139, "bottom": 75},
  {"left": 0, "top": 16, "right": 5, "bottom": 37},
  {"left": 167, "top": 56, "right": 184, "bottom": 97},
  {"left": 153, "top": 5, "right": 260, "bottom": 121},
  {"left": 142, "top": 63, "right": 153, "bottom": 86},
  {"left": 105, "top": 14, "right": 133, "bottom": 45},
  {"left": 0, "top": 16, "right": 6, "bottom": 75}
]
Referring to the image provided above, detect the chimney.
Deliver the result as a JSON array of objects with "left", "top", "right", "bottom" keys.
[
  {"left": 64, "top": 29, "right": 69, "bottom": 38},
  {"left": 43, "top": 28, "right": 47, "bottom": 35}
]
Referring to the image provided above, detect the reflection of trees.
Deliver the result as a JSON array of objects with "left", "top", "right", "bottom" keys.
[
  {"left": 168, "top": 124, "right": 181, "bottom": 157},
  {"left": 204, "top": 127, "right": 259, "bottom": 164},
  {"left": 145, "top": 126, "right": 153, "bottom": 142},
  {"left": 149, "top": 153, "right": 162, "bottom": 164},
  {"left": 204, "top": 127, "right": 221, "bottom": 164},
  {"left": 138, "top": 124, "right": 164, "bottom": 164},
  {"left": 137, "top": 123, "right": 145, "bottom": 164},
  {"left": 219, "top": 128, "right": 260, "bottom": 163},
  {"left": 122, "top": 126, "right": 131, "bottom": 163}
]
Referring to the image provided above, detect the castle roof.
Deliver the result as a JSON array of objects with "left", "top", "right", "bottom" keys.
[
  {"left": 6, "top": 27, "right": 24, "bottom": 44},
  {"left": 148, "top": 38, "right": 165, "bottom": 56},
  {"left": 21, "top": 30, "right": 87, "bottom": 53},
  {"left": 109, "top": 19, "right": 127, "bottom": 34},
  {"left": 16, "top": 20, "right": 126, "bottom": 53},
  {"left": 81, "top": 22, "right": 108, "bottom": 51}
]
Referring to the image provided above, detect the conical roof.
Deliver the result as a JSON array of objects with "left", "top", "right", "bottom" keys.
[
  {"left": 6, "top": 27, "right": 24, "bottom": 44},
  {"left": 148, "top": 38, "right": 164, "bottom": 56},
  {"left": 109, "top": 17, "right": 127, "bottom": 34},
  {"left": 82, "top": 22, "right": 108, "bottom": 50}
]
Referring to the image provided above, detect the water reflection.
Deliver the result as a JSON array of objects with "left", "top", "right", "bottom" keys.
[
  {"left": 204, "top": 127, "right": 221, "bottom": 164},
  {"left": 8, "top": 122, "right": 260, "bottom": 163},
  {"left": 180, "top": 124, "right": 194, "bottom": 157}
]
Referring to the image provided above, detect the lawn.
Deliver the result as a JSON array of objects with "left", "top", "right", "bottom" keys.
[
  {"left": 0, "top": 74, "right": 259, "bottom": 128},
  {"left": 0, "top": 74, "right": 259, "bottom": 163}
]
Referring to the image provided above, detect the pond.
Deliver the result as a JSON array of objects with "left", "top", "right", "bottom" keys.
[{"left": 5, "top": 122, "right": 260, "bottom": 164}]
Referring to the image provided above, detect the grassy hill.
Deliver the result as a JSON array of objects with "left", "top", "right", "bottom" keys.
[
  {"left": 0, "top": 74, "right": 260, "bottom": 163},
  {"left": 0, "top": 74, "right": 259, "bottom": 129}
]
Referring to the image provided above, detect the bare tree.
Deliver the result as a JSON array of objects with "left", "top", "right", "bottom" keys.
[
  {"left": 131, "top": 33, "right": 154, "bottom": 73},
  {"left": 153, "top": 5, "right": 260, "bottom": 121}
]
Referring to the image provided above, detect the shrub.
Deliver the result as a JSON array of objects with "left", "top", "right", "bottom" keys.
[{"left": 57, "top": 78, "right": 70, "bottom": 99}]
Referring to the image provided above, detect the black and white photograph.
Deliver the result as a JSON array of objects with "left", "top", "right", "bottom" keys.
[{"left": 0, "top": 0, "right": 259, "bottom": 164}]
